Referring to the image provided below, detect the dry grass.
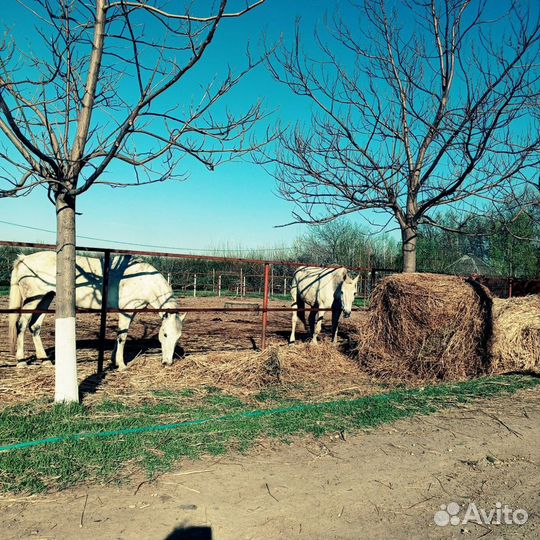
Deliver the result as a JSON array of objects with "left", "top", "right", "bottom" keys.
[
  {"left": 351, "top": 273, "right": 493, "bottom": 382},
  {"left": 88, "top": 342, "right": 371, "bottom": 404},
  {"left": 0, "top": 342, "right": 372, "bottom": 410},
  {"left": 0, "top": 363, "right": 94, "bottom": 410},
  {"left": 491, "top": 295, "right": 540, "bottom": 374}
]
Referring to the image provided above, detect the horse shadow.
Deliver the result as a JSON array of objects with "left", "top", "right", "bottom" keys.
[{"left": 76, "top": 340, "right": 186, "bottom": 401}]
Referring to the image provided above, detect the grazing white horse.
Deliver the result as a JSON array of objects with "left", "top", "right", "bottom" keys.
[
  {"left": 8, "top": 251, "right": 186, "bottom": 370},
  {"left": 289, "top": 266, "right": 358, "bottom": 344}
]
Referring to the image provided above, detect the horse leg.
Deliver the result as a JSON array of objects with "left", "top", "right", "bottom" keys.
[
  {"left": 289, "top": 286, "right": 298, "bottom": 344},
  {"left": 29, "top": 293, "right": 55, "bottom": 362},
  {"left": 297, "top": 296, "right": 307, "bottom": 330},
  {"left": 112, "top": 312, "right": 134, "bottom": 371},
  {"left": 15, "top": 298, "right": 42, "bottom": 366},
  {"left": 308, "top": 308, "right": 318, "bottom": 342},
  {"left": 331, "top": 307, "right": 340, "bottom": 344},
  {"left": 312, "top": 311, "right": 324, "bottom": 344},
  {"left": 15, "top": 312, "right": 30, "bottom": 366}
]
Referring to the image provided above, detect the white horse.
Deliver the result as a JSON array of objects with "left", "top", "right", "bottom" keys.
[
  {"left": 289, "top": 266, "right": 358, "bottom": 344},
  {"left": 8, "top": 251, "right": 186, "bottom": 370}
]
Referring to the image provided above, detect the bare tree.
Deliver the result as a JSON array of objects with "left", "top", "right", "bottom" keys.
[
  {"left": 264, "top": 0, "right": 539, "bottom": 272},
  {"left": 292, "top": 220, "right": 399, "bottom": 268},
  {"left": 0, "top": 0, "right": 267, "bottom": 402}
]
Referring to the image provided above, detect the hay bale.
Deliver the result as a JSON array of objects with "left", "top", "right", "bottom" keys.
[
  {"left": 491, "top": 295, "right": 540, "bottom": 374},
  {"left": 352, "top": 273, "right": 492, "bottom": 381}
]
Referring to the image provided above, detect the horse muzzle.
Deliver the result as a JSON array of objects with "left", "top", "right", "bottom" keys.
[{"left": 343, "top": 311, "right": 351, "bottom": 319}]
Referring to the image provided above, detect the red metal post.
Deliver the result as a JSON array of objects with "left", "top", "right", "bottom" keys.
[
  {"left": 97, "top": 250, "right": 111, "bottom": 374},
  {"left": 261, "top": 263, "right": 271, "bottom": 350},
  {"left": 508, "top": 278, "right": 513, "bottom": 298}
]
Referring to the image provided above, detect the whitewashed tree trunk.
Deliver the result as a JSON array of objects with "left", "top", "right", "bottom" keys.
[{"left": 54, "top": 193, "right": 79, "bottom": 403}]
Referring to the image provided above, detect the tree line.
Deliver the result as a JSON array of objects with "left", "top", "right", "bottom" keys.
[{"left": 3, "top": 199, "right": 537, "bottom": 292}]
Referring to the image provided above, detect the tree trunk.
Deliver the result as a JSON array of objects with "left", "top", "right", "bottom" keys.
[
  {"left": 401, "top": 225, "right": 417, "bottom": 273},
  {"left": 54, "top": 193, "right": 79, "bottom": 403}
]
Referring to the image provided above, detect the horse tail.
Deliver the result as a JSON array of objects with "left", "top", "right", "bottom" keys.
[
  {"left": 290, "top": 280, "right": 307, "bottom": 327},
  {"left": 8, "top": 256, "right": 24, "bottom": 355}
]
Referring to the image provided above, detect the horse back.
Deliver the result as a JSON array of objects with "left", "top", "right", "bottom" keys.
[
  {"left": 293, "top": 266, "right": 346, "bottom": 307},
  {"left": 14, "top": 251, "right": 173, "bottom": 310}
]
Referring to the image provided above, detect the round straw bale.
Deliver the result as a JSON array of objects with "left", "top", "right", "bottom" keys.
[
  {"left": 352, "top": 273, "right": 493, "bottom": 381},
  {"left": 490, "top": 295, "right": 540, "bottom": 374}
]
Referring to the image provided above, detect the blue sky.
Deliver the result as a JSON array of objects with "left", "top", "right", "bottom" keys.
[
  {"left": 1, "top": 0, "right": 325, "bottom": 250},
  {"left": 0, "top": 0, "right": 537, "bottom": 251}
]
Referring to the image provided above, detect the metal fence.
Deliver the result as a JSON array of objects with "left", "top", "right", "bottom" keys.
[
  {"left": 3, "top": 239, "right": 536, "bottom": 374},
  {"left": 0, "top": 240, "right": 382, "bottom": 373}
]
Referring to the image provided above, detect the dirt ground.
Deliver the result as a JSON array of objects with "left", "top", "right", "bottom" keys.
[{"left": 0, "top": 387, "right": 538, "bottom": 540}]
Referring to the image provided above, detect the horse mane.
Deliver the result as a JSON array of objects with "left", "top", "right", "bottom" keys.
[{"left": 111, "top": 254, "right": 145, "bottom": 266}]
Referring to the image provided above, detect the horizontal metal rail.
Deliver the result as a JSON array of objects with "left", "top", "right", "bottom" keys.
[
  {"left": 0, "top": 239, "right": 381, "bottom": 272},
  {"left": 1, "top": 238, "right": 374, "bottom": 372},
  {"left": 0, "top": 306, "right": 366, "bottom": 315}
]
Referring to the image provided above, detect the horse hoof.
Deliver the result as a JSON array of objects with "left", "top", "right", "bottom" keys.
[
  {"left": 117, "top": 364, "right": 127, "bottom": 372},
  {"left": 16, "top": 361, "right": 28, "bottom": 368},
  {"left": 41, "top": 360, "right": 53, "bottom": 367}
]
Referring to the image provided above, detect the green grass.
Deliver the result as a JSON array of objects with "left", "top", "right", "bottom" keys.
[{"left": 0, "top": 375, "right": 537, "bottom": 493}]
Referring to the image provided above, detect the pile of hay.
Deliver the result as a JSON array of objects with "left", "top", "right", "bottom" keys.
[
  {"left": 491, "top": 295, "right": 540, "bottom": 374},
  {"left": 1, "top": 342, "right": 371, "bottom": 409},
  {"left": 352, "top": 273, "right": 493, "bottom": 381},
  {"left": 91, "top": 342, "right": 369, "bottom": 404}
]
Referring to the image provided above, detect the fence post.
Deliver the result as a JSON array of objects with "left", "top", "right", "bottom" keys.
[
  {"left": 283, "top": 277, "right": 287, "bottom": 296},
  {"left": 97, "top": 250, "right": 111, "bottom": 374},
  {"left": 193, "top": 273, "right": 197, "bottom": 297},
  {"left": 261, "top": 263, "right": 271, "bottom": 350},
  {"left": 239, "top": 268, "right": 243, "bottom": 297},
  {"left": 212, "top": 269, "right": 215, "bottom": 293},
  {"left": 218, "top": 275, "right": 222, "bottom": 297},
  {"left": 243, "top": 275, "right": 246, "bottom": 297},
  {"left": 370, "top": 268, "right": 376, "bottom": 295},
  {"left": 508, "top": 277, "right": 513, "bottom": 298}
]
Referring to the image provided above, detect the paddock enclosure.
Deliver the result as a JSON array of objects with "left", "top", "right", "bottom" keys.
[
  {"left": 0, "top": 240, "right": 383, "bottom": 361},
  {"left": 1, "top": 239, "right": 538, "bottom": 411}
]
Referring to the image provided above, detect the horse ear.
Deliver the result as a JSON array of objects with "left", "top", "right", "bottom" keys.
[
  {"left": 163, "top": 312, "right": 169, "bottom": 319},
  {"left": 353, "top": 275, "right": 359, "bottom": 284},
  {"left": 179, "top": 313, "right": 187, "bottom": 322}
]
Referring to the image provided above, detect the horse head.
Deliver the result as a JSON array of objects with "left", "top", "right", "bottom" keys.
[
  {"left": 159, "top": 312, "right": 186, "bottom": 365},
  {"left": 339, "top": 274, "right": 359, "bottom": 318}
]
